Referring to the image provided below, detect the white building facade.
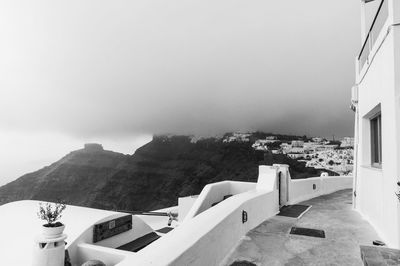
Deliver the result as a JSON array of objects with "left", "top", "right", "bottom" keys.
[{"left": 352, "top": 0, "right": 400, "bottom": 248}]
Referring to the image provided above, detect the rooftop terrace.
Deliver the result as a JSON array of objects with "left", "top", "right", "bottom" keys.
[
  {"left": 0, "top": 168, "right": 365, "bottom": 265},
  {"left": 223, "top": 189, "right": 380, "bottom": 266}
]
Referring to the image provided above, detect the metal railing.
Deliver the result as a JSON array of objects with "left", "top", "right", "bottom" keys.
[{"left": 358, "top": 0, "right": 389, "bottom": 72}]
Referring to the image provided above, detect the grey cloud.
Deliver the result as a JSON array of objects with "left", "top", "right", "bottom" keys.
[{"left": 0, "top": 0, "right": 359, "bottom": 139}]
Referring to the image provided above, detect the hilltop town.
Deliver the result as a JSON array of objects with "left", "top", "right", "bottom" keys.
[{"left": 223, "top": 133, "right": 354, "bottom": 176}]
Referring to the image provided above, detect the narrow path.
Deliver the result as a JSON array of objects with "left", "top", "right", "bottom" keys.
[{"left": 223, "top": 189, "right": 380, "bottom": 266}]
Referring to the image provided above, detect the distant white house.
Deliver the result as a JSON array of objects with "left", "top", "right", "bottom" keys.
[
  {"left": 291, "top": 140, "right": 304, "bottom": 147},
  {"left": 222, "top": 132, "right": 251, "bottom": 143},
  {"left": 352, "top": 0, "right": 400, "bottom": 248},
  {"left": 340, "top": 137, "right": 354, "bottom": 148},
  {"left": 312, "top": 137, "right": 323, "bottom": 144},
  {"left": 287, "top": 153, "right": 304, "bottom": 159},
  {"left": 252, "top": 139, "right": 269, "bottom": 151},
  {"left": 324, "top": 144, "right": 338, "bottom": 150}
]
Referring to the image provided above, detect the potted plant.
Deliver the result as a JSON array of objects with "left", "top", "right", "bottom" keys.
[{"left": 37, "top": 202, "right": 67, "bottom": 238}]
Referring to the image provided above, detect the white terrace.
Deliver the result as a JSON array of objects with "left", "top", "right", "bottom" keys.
[{"left": 0, "top": 164, "right": 369, "bottom": 266}]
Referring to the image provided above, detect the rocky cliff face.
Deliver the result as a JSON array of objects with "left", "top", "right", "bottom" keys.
[{"left": 0, "top": 135, "right": 328, "bottom": 211}]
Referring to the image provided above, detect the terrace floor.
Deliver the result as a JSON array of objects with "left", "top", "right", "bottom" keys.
[{"left": 223, "top": 189, "right": 380, "bottom": 266}]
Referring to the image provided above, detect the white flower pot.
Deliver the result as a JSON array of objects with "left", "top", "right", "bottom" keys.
[{"left": 42, "top": 224, "right": 65, "bottom": 238}]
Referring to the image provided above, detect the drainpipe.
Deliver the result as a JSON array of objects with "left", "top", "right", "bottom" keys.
[{"left": 351, "top": 84, "right": 359, "bottom": 210}]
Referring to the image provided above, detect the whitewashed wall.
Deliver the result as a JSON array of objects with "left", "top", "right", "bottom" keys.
[
  {"left": 272, "top": 164, "right": 353, "bottom": 205},
  {"left": 354, "top": 9, "right": 400, "bottom": 248},
  {"left": 116, "top": 166, "right": 354, "bottom": 266},
  {"left": 183, "top": 181, "right": 256, "bottom": 222},
  {"left": 118, "top": 166, "right": 279, "bottom": 266},
  {"left": 288, "top": 177, "right": 322, "bottom": 204},
  {"left": 394, "top": 13, "right": 400, "bottom": 249},
  {"left": 77, "top": 244, "right": 129, "bottom": 266},
  {"left": 68, "top": 212, "right": 154, "bottom": 266},
  {"left": 178, "top": 195, "right": 198, "bottom": 221},
  {"left": 0, "top": 169, "right": 356, "bottom": 266},
  {"left": 288, "top": 176, "right": 353, "bottom": 205}
]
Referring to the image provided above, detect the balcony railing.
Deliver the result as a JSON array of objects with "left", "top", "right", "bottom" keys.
[{"left": 358, "top": 0, "right": 389, "bottom": 72}]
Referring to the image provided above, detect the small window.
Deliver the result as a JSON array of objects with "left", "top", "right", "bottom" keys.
[{"left": 370, "top": 113, "right": 382, "bottom": 167}]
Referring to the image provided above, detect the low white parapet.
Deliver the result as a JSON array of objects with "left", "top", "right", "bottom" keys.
[
  {"left": 120, "top": 189, "right": 279, "bottom": 266},
  {"left": 77, "top": 243, "right": 128, "bottom": 266},
  {"left": 118, "top": 166, "right": 279, "bottom": 266},
  {"left": 256, "top": 165, "right": 278, "bottom": 191},
  {"left": 288, "top": 175, "right": 353, "bottom": 204},
  {"left": 178, "top": 195, "right": 198, "bottom": 221},
  {"left": 0, "top": 168, "right": 353, "bottom": 266},
  {"left": 183, "top": 181, "right": 257, "bottom": 222}
]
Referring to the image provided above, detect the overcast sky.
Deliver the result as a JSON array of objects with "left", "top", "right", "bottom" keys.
[{"left": 0, "top": 0, "right": 361, "bottom": 185}]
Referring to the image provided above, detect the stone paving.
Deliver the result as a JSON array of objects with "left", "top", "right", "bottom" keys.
[
  {"left": 223, "top": 189, "right": 381, "bottom": 266},
  {"left": 360, "top": 245, "right": 400, "bottom": 265}
]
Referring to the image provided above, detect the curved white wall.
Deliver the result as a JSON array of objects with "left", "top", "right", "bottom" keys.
[
  {"left": 183, "top": 181, "right": 256, "bottom": 222},
  {"left": 0, "top": 167, "right": 356, "bottom": 266},
  {"left": 272, "top": 164, "right": 353, "bottom": 205},
  {"left": 0, "top": 201, "right": 145, "bottom": 266},
  {"left": 288, "top": 176, "right": 353, "bottom": 205},
  {"left": 70, "top": 214, "right": 154, "bottom": 266},
  {"left": 118, "top": 166, "right": 279, "bottom": 266},
  {"left": 77, "top": 244, "right": 129, "bottom": 266},
  {"left": 289, "top": 177, "right": 322, "bottom": 204}
]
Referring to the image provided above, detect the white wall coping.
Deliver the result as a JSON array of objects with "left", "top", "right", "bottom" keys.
[
  {"left": 118, "top": 188, "right": 278, "bottom": 266},
  {"left": 183, "top": 180, "right": 257, "bottom": 222}
]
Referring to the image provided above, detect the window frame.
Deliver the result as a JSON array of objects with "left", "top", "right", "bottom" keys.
[{"left": 370, "top": 112, "right": 382, "bottom": 168}]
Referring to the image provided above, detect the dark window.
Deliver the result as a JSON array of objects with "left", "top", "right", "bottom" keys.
[{"left": 370, "top": 113, "right": 382, "bottom": 167}]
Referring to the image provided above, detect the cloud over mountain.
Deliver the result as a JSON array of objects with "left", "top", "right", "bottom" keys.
[{"left": 0, "top": 0, "right": 359, "bottom": 138}]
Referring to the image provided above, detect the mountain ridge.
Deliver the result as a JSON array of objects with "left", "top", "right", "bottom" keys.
[{"left": 0, "top": 133, "right": 330, "bottom": 211}]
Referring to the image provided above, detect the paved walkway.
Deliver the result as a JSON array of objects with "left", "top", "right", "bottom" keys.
[{"left": 223, "top": 189, "right": 380, "bottom": 266}]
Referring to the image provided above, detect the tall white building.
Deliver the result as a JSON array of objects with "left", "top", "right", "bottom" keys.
[{"left": 352, "top": 0, "right": 400, "bottom": 248}]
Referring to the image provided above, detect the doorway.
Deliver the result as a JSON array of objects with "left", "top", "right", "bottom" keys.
[{"left": 278, "top": 171, "right": 288, "bottom": 208}]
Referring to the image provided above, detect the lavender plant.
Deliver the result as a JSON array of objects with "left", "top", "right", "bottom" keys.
[{"left": 37, "top": 202, "right": 66, "bottom": 227}]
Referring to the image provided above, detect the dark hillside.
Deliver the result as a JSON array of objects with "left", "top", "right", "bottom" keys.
[{"left": 0, "top": 134, "right": 331, "bottom": 211}]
